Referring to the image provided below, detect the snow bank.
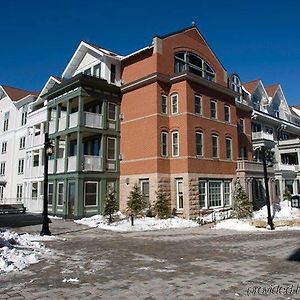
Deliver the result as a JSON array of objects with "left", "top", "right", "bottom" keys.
[
  {"left": 214, "top": 219, "right": 261, "bottom": 231},
  {"left": 253, "top": 200, "right": 299, "bottom": 220},
  {"left": 0, "top": 231, "right": 53, "bottom": 273},
  {"left": 75, "top": 214, "right": 199, "bottom": 232}
]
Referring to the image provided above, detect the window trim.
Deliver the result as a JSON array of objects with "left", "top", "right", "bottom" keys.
[
  {"left": 57, "top": 182, "right": 64, "bottom": 206},
  {"left": 107, "top": 137, "right": 116, "bottom": 160},
  {"left": 140, "top": 179, "right": 150, "bottom": 206},
  {"left": 195, "top": 94, "right": 202, "bottom": 115},
  {"left": 161, "top": 94, "right": 168, "bottom": 114},
  {"left": 224, "top": 105, "right": 230, "bottom": 123},
  {"left": 210, "top": 100, "right": 217, "bottom": 119},
  {"left": 171, "top": 93, "right": 179, "bottom": 115},
  {"left": 195, "top": 131, "right": 204, "bottom": 157},
  {"left": 48, "top": 183, "right": 54, "bottom": 206},
  {"left": 16, "top": 184, "right": 23, "bottom": 202},
  {"left": 211, "top": 134, "right": 219, "bottom": 159},
  {"left": 1, "top": 141, "right": 7, "bottom": 154},
  {"left": 0, "top": 161, "right": 6, "bottom": 176},
  {"left": 18, "top": 158, "right": 24, "bottom": 174},
  {"left": 84, "top": 181, "right": 98, "bottom": 207},
  {"left": 239, "top": 118, "right": 245, "bottom": 133},
  {"left": 225, "top": 137, "right": 232, "bottom": 160},
  {"left": 19, "top": 136, "right": 26, "bottom": 150},
  {"left": 161, "top": 131, "right": 168, "bottom": 157},
  {"left": 208, "top": 180, "right": 222, "bottom": 208},
  {"left": 108, "top": 102, "right": 117, "bottom": 121},
  {"left": 172, "top": 131, "right": 179, "bottom": 157},
  {"left": 176, "top": 179, "right": 184, "bottom": 210}
]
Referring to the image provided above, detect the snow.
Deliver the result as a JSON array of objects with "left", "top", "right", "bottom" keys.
[
  {"left": 49, "top": 215, "right": 63, "bottom": 220},
  {"left": 75, "top": 213, "right": 199, "bottom": 232},
  {"left": 253, "top": 200, "right": 299, "bottom": 220},
  {"left": 214, "top": 219, "right": 262, "bottom": 231},
  {"left": 0, "top": 230, "right": 53, "bottom": 273},
  {"left": 63, "top": 277, "right": 79, "bottom": 283}
]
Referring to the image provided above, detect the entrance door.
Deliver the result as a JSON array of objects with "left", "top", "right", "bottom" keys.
[{"left": 68, "top": 182, "right": 76, "bottom": 218}]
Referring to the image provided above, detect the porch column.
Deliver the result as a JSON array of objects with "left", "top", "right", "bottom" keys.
[
  {"left": 54, "top": 137, "right": 59, "bottom": 174},
  {"left": 64, "top": 134, "right": 70, "bottom": 172},
  {"left": 66, "top": 99, "right": 71, "bottom": 129},
  {"left": 76, "top": 132, "right": 83, "bottom": 172}
]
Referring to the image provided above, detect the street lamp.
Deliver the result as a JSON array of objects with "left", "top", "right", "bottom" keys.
[
  {"left": 40, "top": 132, "right": 54, "bottom": 236},
  {"left": 260, "top": 146, "right": 275, "bottom": 230}
]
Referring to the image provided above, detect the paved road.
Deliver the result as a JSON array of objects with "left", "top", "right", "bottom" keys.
[
  {"left": 0, "top": 220, "right": 300, "bottom": 299},
  {"left": 0, "top": 213, "right": 42, "bottom": 228}
]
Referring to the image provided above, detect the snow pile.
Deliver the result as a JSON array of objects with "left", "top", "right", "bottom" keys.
[
  {"left": 0, "top": 231, "right": 53, "bottom": 273},
  {"left": 214, "top": 219, "right": 261, "bottom": 231},
  {"left": 75, "top": 214, "right": 199, "bottom": 232},
  {"left": 253, "top": 200, "right": 299, "bottom": 220}
]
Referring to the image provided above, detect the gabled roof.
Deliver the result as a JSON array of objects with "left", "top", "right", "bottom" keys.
[
  {"left": 265, "top": 84, "right": 280, "bottom": 97},
  {"left": 82, "top": 40, "right": 121, "bottom": 57},
  {"left": 153, "top": 24, "right": 227, "bottom": 71},
  {"left": 242, "top": 79, "right": 261, "bottom": 94},
  {"left": 0, "top": 85, "right": 38, "bottom": 101}
]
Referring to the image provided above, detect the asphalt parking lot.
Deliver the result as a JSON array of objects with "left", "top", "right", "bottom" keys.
[{"left": 0, "top": 218, "right": 300, "bottom": 300}]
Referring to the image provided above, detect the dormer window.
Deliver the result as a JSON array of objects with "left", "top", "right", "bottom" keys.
[{"left": 174, "top": 52, "right": 215, "bottom": 81}]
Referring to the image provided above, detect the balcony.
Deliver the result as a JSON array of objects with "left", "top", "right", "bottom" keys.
[
  {"left": 236, "top": 160, "right": 274, "bottom": 174},
  {"left": 83, "top": 155, "right": 102, "bottom": 171},
  {"left": 49, "top": 120, "right": 56, "bottom": 134},
  {"left": 252, "top": 131, "right": 274, "bottom": 141},
  {"left": 31, "top": 166, "right": 43, "bottom": 178},
  {"left": 83, "top": 112, "right": 103, "bottom": 129},
  {"left": 58, "top": 116, "right": 67, "bottom": 131},
  {"left": 275, "top": 163, "right": 299, "bottom": 172},
  {"left": 48, "top": 160, "right": 54, "bottom": 174},
  {"left": 56, "top": 158, "right": 65, "bottom": 173},
  {"left": 69, "top": 112, "right": 78, "bottom": 128},
  {"left": 67, "top": 156, "right": 77, "bottom": 172},
  {"left": 27, "top": 134, "right": 44, "bottom": 148}
]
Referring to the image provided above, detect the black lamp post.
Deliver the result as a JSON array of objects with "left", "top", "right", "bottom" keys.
[
  {"left": 40, "top": 132, "right": 54, "bottom": 236},
  {"left": 261, "top": 146, "right": 275, "bottom": 230}
]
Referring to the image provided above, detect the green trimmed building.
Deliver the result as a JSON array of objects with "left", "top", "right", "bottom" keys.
[{"left": 44, "top": 73, "right": 121, "bottom": 218}]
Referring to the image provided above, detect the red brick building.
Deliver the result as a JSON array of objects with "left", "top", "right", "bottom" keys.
[{"left": 120, "top": 25, "right": 252, "bottom": 217}]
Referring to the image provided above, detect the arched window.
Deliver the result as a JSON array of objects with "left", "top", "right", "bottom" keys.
[
  {"left": 174, "top": 52, "right": 215, "bottom": 81},
  {"left": 230, "top": 74, "right": 242, "bottom": 102}
]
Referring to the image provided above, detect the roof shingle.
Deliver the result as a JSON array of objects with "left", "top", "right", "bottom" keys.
[{"left": 1, "top": 85, "right": 38, "bottom": 101}]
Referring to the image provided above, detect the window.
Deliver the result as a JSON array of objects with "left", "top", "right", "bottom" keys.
[
  {"left": 48, "top": 183, "right": 53, "bottom": 205},
  {"left": 16, "top": 185, "right": 23, "bottom": 202},
  {"left": 252, "top": 123, "right": 261, "bottom": 132},
  {"left": 84, "top": 181, "right": 98, "bottom": 206},
  {"left": 18, "top": 159, "right": 24, "bottom": 174},
  {"left": 108, "top": 103, "right": 116, "bottom": 120},
  {"left": 231, "top": 74, "right": 242, "bottom": 101},
  {"left": 196, "top": 131, "right": 203, "bottom": 157},
  {"left": 93, "top": 63, "right": 101, "bottom": 78},
  {"left": 107, "top": 137, "right": 116, "bottom": 160},
  {"left": 210, "top": 100, "right": 217, "bottom": 119},
  {"left": 265, "top": 127, "right": 273, "bottom": 134},
  {"left": 224, "top": 182, "right": 231, "bottom": 206},
  {"left": 239, "top": 118, "right": 245, "bottom": 133},
  {"left": 0, "top": 186, "right": 4, "bottom": 200},
  {"left": 226, "top": 138, "right": 232, "bottom": 160},
  {"left": 171, "top": 94, "right": 178, "bottom": 114},
  {"left": 211, "top": 135, "right": 219, "bottom": 158},
  {"left": 195, "top": 95, "right": 202, "bottom": 115},
  {"left": 1, "top": 142, "right": 7, "bottom": 154},
  {"left": 240, "top": 147, "right": 247, "bottom": 159},
  {"left": 172, "top": 131, "right": 179, "bottom": 157},
  {"left": 32, "top": 182, "right": 38, "bottom": 200},
  {"left": 33, "top": 154, "right": 39, "bottom": 167},
  {"left": 224, "top": 105, "right": 230, "bottom": 122},
  {"left": 0, "top": 162, "right": 5, "bottom": 175},
  {"left": 176, "top": 179, "right": 184, "bottom": 210},
  {"left": 57, "top": 182, "right": 64, "bottom": 205},
  {"left": 19, "top": 136, "right": 26, "bottom": 149},
  {"left": 199, "top": 181, "right": 206, "bottom": 209},
  {"left": 208, "top": 181, "right": 222, "bottom": 207},
  {"left": 161, "top": 131, "right": 168, "bottom": 157},
  {"left": 161, "top": 95, "right": 168, "bottom": 114},
  {"left": 21, "top": 105, "right": 28, "bottom": 126},
  {"left": 140, "top": 180, "right": 149, "bottom": 206},
  {"left": 110, "top": 64, "right": 116, "bottom": 83},
  {"left": 83, "top": 68, "right": 91, "bottom": 75},
  {"left": 174, "top": 51, "right": 215, "bottom": 81},
  {"left": 3, "top": 111, "right": 9, "bottom": 131}
]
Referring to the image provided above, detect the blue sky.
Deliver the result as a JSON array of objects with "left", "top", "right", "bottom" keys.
[{"left": 1, "top": 0, "right": 299, "bottom": 103}]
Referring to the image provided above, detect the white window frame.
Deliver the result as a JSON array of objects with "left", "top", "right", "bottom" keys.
[
  {"left": 210, "top": 100, "right": 217, "bottom": 119},
  {"left": 108, "top": 102, "right": 117, "bottom": 121},
  {"left": 107, "top": 137, "right": 116, "bottom": 160},
  {"left": 84, "top": 181, "right": 98, "bottom": 207},
  {"left": 196, "top": 131, "right": 204, "bottom": 157},
  {"left": 57, "top": 182, "right": 64, "bottom": 206},
  {"left": 239, "top": 118, "right": 245, "bottom": 133},
  {"left": 161, "top": 94, "right": 168, "bottom": 114},
  {"left": 224, "top": 105, "right": 230, "bottom": 123},
  {"left": 21, "top": 105, "right": 28, "bottom": 126},
  {"left": 0, "top": 186, "right": 4, "bottom": 200},
  {"left": 161, "top": 131, "right": 168, "bottom": 157},
  {"left": 208, "top": 180, "right": 222, "bottom": 208},
  {"left": 171, "top": 94, "right": 178, "bottom": 115},
  {"left": 16, "top": 184, "right": 23, "bottom": 202},
  {"left": 3, "top": 111, "right": 9, "bottom": 132},
  {"left": 224, "top": 181, "right": 231, "bottom": 206},
  {"left": 48, "top": 183, "right": 54, "bottom": 205},
  {"left": 1, "top": 141, "right": 7, "bottom": 154},
  {"left": 195, "top": 95, "right": 202, "bottom": 115},
  {"left": 172, "top": 131, "right": 179, "bottom": 157},
  {"left": 93, "top": 63, "right": 101, "bottom": 78},
  {"left": 176, "top": 179, "right": 184, "bottom": 210},
  {"left": 199, "top": 180, "right": 207, "bottom": 209},
  {"left": 140, "top": 179, "right": 150, "bottom": 206},
  {"left": 225, "top": 138, "right": 232, "bottom": 160},
  {"left": 19, "top": 136, "right": 26, "bottom": 149},
  {"left": 18, "top": 158, "right": 24, "bottom": 174},
  {"left": 211, "top": 134, "right": 219, "bottom": 159},
  {"left": 0, "top": 162, "right": 5, "bottom": 175}
]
